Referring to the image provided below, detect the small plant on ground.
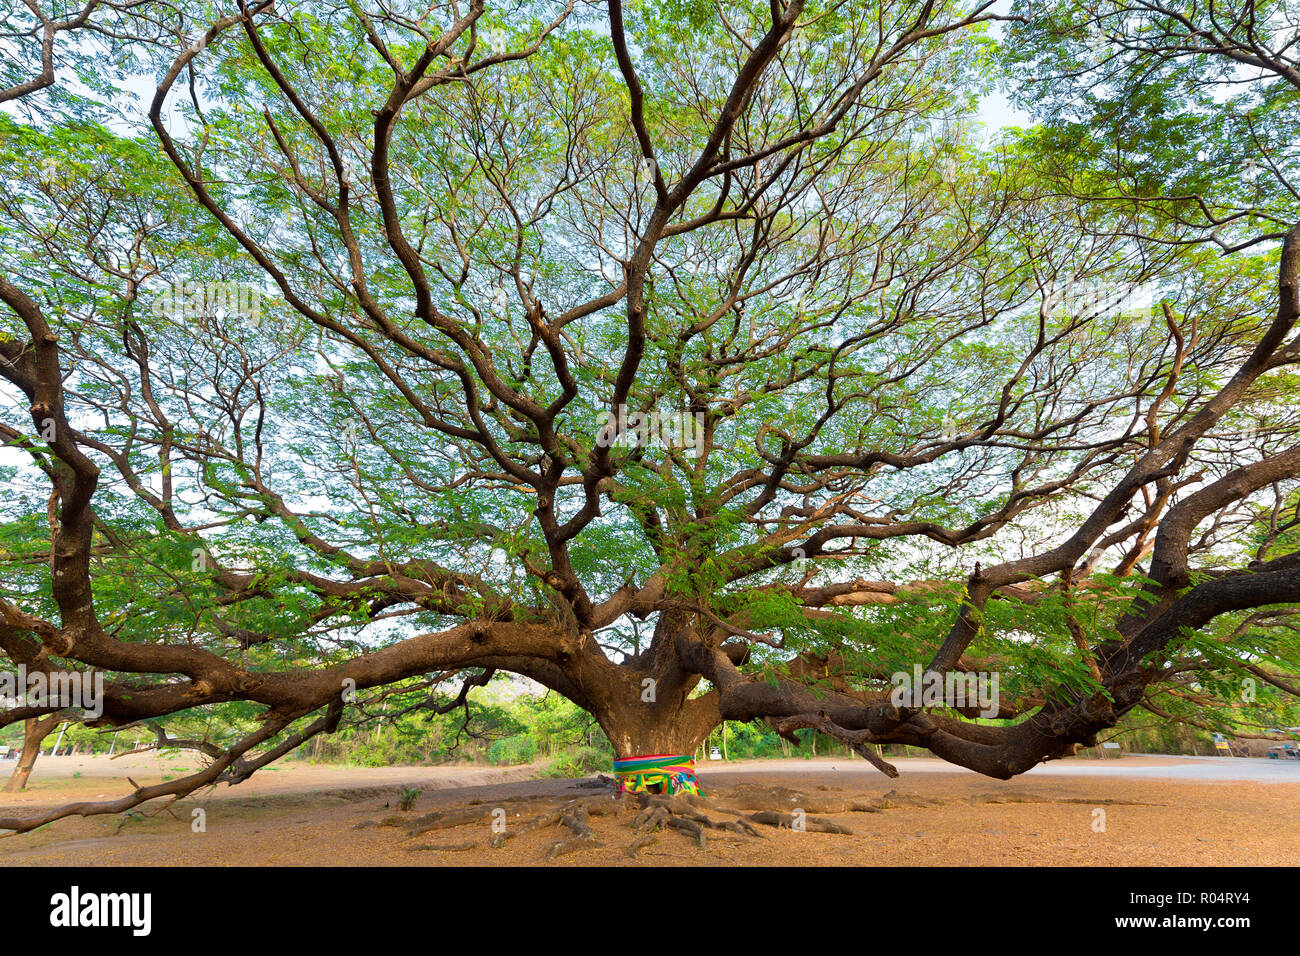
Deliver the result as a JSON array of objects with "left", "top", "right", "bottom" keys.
[{"left": 538, "top": 746, "right": 610, "bottom": 779}]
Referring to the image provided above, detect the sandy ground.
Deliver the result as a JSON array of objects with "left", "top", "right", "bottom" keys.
[{"left": 1, "top": 752, "right": 1297, "bottom": 866}]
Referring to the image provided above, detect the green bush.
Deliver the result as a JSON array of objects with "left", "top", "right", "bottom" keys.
[
  {"left": 537, "top": 745, "right": 609, "bottom": 778},
  {"left": 488, "top": 735, "right": 538, "bottom": 766}
]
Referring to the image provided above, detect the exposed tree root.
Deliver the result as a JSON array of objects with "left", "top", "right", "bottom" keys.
[
  {"left": 745, "top": 810, "right": 853, "bottom": 833},
  {"left": 411, "top": 788, "right": 869, "bottom": 859},
  {"left": 490, "top": 806, "right": 565, "bottom": 849},
  {"left": 360, "top": 783, "right": 1014, "bottom": 861},
  {"left": 542, "top": 802, "right": 602, "bottom": 859},
  {"left": 631, "top": 801, "right": 707, "bottom": 849},
  {"left": 626, "top": 831, "right": 659, "bottom": 858},
  {"left": 625, "top": 792, "right": 788, "bottom": 851},
  {"left": 407, "top": 805, "right": 495, "bottom": 838},
  {"left": 720, "top": 783, "right": 900, "bottom": 813}
]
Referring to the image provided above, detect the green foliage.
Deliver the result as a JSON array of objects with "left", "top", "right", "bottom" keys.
[
  {"left": 304, "top": 683, "right": 602, "bottom": 769},
  {"left": 537, "top": 744, "right": 611, "bottom": 778},
  {"left": 487, "top": 735, "right": 538, "bottom": 766}
]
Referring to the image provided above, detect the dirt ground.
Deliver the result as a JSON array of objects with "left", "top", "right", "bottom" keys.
[{"left": 1, "top": 753, "right": 1296, "bottom": 865}]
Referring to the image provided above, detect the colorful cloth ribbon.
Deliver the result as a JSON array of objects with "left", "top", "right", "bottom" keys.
[{"left": 612, "top": 753, "right": 701, "bottom": 797}]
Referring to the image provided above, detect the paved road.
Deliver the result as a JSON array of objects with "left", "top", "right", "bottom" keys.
[{"left": 698, "top": 754, "right": 1300, "bottom": 783}]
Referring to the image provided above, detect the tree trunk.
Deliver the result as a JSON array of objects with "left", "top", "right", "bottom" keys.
[
  {"left": 598, "top": 707, "right": 717, "bottom": 759},
  {"left": 591, "top": 682, "right": 720, "bottom": 760},
  {"left": 568, "top": 617, "right": 724, "bottom": 762},
  {"left": 5, "top": 714, "right": 62, "bottom": 793}
]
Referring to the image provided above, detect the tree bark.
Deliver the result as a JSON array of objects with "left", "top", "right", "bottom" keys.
[
  {"left": 587, "top": 667, "right": 721, "bottom": 760},
  {"left": 4, "top": 714, "right": 62, "bottom": 793},
  {"left": 595, "top": 694, "right": 719, "bottom": 759}
]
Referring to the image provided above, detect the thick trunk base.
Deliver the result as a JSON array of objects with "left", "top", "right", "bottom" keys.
[{"left": 599, "top": 710, "right": 716, "bottom": 762}]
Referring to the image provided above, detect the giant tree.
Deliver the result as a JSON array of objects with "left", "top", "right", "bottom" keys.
[{"left": 1, "top": 0, "right": 1299, "bottom": 834}]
